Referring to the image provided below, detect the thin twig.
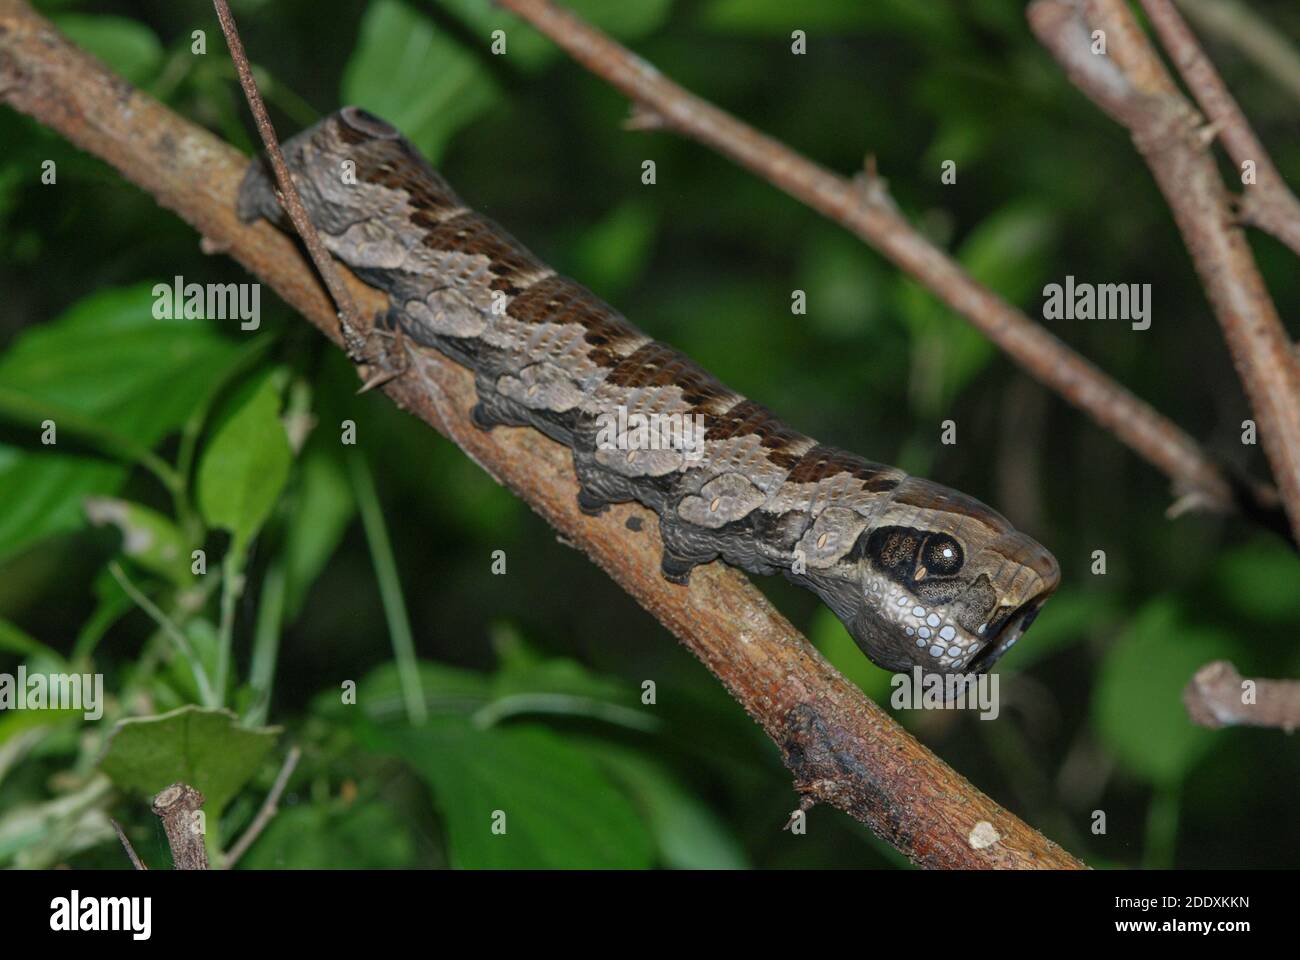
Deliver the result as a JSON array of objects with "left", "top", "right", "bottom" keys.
[
  {"left": 1030, "top": 0, "right": 1300, "bottom": 546},
  {"left": 109, "top": 817, "right": 148, "bottom": 870},
  {"left": 0, "top": 0, "right": 1083, "bottom": 867},
  {"left": 493, "top": 0, "right": 1282, "bottom": 534},
  {"left": 1176, "top": 0, "right": 1300, "bottom": 105},
  {"left": 1184, "top": 660, "right": 1300, "bottom": 731},
  {"left": 108, "top": 562, "right": 217, "bottom": 706},
  {"left": 223, "top": 746, "right": 301, "bottom": 868},
  {"left": 1142, "top": 0, "right": 1300, "bottom": 257},
  {"left": 210, "top": 0, "right": 365, "bottom": 358}
]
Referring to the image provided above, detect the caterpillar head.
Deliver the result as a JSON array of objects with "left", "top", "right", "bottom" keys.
[
  {"left": 237, "top": 106, "right": 454, "bottom": 255},
  {"left": 806, "top": 478, "right": 1059, "bottom": 680}
]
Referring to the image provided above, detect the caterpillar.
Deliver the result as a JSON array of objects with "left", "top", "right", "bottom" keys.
[{"left": 238, "top": 106, "right": 1059, "bottom": 681}]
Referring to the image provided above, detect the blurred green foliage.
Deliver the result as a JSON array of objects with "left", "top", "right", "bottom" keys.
[{"left": 0, "top": 0, "right": 1297, "bottom": 869}]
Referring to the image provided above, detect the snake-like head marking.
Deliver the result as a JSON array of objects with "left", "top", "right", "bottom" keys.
[{"left": 805, "top": 477, "right": 1059, "bottom": 680}]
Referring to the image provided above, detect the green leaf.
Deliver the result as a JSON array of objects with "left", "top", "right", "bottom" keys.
[
  {"left": 344, "top": 0, "right": 676, "bottom": 160},
  {"left": 237, "top": 800, "right": 415, "bottom": 869},
  {"left": 196, "top": 373, "right": 292, "bottom": 551},
  {"left": 1212, "top": 539, "right": 1300, "bottom": 623},
  {"left": 1092, "top": 598, "right": 1232, "bottom": 788},
  {"left": 895, "top": 206, "right": 1055, "bottom": 416},
  {"left": 0, "top": 706, "right": 82, "bottom": 748},
  {"left": 315, "top": 659, "right": 491, "bottom": 722},
  {"left": 0, "top": 284, "right": 244, "bottom": 562},
  {"left": 83, "top": 497, "right": 190, "bottom": 585},
  {"left": 0, "top": 616, "right": 62, "bottom": 663},
  {"left": 471, "top": 624, "right": 655, "bottom": 731},
  {"left": 51, "top": 15, "right": 163, "bottom": 86},
  {"left": 98, "top": 705, "right": 280, "bottom": 816},
  {"left": 342, "top": 0, "right": 501, "bottom": 162},
  {"left": 799, "top": 229, "right": 887, "bottom": 341},
  {"left": 0, "top": 775, "right": 113, "bottom": 868},
  {"left": 372, "top": 717, "right": 654, "bottom": 868},
  {"left": 577, "top": 738, "right": 748, "bottom": 869},
  {"left": 565, "top": 201, "right": 657, "bottom": 301},
  {"left": 958, "top": 205, "right": 1057, "bottom": 305},
  {"left": 155, "top": 619, "right": 221, "bottom": 709}
]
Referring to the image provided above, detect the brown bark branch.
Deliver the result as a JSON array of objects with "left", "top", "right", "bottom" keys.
[
  {"left": 1184, "top": 660, "right": 1300, "bottom": 732},
  {"left": 1142, "top": 0, "right": 1300, "bottom": 257},
  {"left": 0, "top": 0, "right": 1083, "bottom": 869},
  {"left": 1030, "top": 0, "right": 1300, "bottom": 547},
  {"left": 494, "top": 0, "right": 1283, "bottom": 535},
  {"left": 151, "top": 783, "right": 209, "bottom": 870},
  {"left": 1176, "top": 0, "right": 1300, "bottom": 106}
]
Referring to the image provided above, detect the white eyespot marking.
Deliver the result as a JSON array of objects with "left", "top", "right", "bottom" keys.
[
  {"left": 942, "top": 547, "right": 954, "bottom": 559},
  {"left": 947, "top": 646, "right": 961, "bottom": 657},
  {"left": 919, "top": 627, "right": 931, "bottom": 639},
  {"left": 896, "top": 597, "right": 908, "bottom": 607},
  {"left": 905, "top": 626, "right": 915, "bottom": 636},
  {"left": 929, "top": 645, "right": 944, "bottom": 658},
  {"left": 911, "top": 605, "right": 925, "bottom": 618},
  {"left": 939, "top": 625, "right": 956, "bottom": 642},
  {"left": 926, "top": 613, "right": 940, "bottom": 627},
  {"left": 916, "top": 638, "right": 926, "bottom": 647}
]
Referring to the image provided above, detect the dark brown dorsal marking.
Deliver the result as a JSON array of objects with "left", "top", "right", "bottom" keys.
[
  {"left": 705, "top": 398, "right": 808, "bottom": 468},
  {"left": 359, "top": 141, "right": 461, "bottom": 211},
  {"left": 415, "top": 211, "right": 546, "bottom": 293},
  {"left": 785, "top": 444, "right": 901, "bottom": 492},
  {"left": 507, "top": 275, "right": 641, "bottom": 367},
  {"left": 604, "top": 342, "right": 736, "bottom": 415}
]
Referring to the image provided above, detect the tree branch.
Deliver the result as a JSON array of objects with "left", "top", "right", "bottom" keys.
[
  {"left": 0, "top": 0, "right": 1083, "bottom": 869},
  {"left": 1142, "top": 0, "right": 1300, "bottom": 257},
  {"left": 1175, "top": 0, "right": 1300, "bottom": 106},
  {"left": 1030, "top": 0, "right": 1300, "bottom": 546},
  {"left": 1184, "top": 660, "right": 1300, "bottom": 732},
  {"left": 151, "top": 783, "right": 208, "bottom": 870},
  {"left": 494, "top": 0, "right": 1283, "bottom": 535}
]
